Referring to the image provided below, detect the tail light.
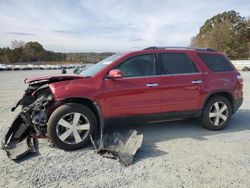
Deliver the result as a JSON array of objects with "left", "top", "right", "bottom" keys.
[{"left": 237, "top": 73, "right": 243, "bottom": 84}]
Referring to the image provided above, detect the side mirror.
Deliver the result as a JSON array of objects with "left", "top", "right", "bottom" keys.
[{"left": 107, "top": 69, "right": 123, "bottom": 79}]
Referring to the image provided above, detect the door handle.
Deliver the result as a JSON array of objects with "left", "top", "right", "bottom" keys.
[
  {"left": 146, "top": 83, "right": 159, "bottom": 87},
  {"left": 192, "top": 80, "right": 203, "bottom": 84}
]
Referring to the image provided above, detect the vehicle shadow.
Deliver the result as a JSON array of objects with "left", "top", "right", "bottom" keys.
[{"left": 109, "top": 109, "right": 250, "bottom": 163}]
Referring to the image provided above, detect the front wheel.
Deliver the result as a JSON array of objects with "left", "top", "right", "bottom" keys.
[
  {"left": 47, "top": 103, "right": 97, "bottom": 150},
  {"left": 201, "top": 96, "right": 232, "bottom": 130}
]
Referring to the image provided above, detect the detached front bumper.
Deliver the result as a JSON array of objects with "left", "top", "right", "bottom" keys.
[{"left": 2, "top": 86, "right": 53, "bottom": 160}]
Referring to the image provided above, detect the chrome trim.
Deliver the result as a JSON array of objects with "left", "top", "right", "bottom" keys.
[
  {"left": 146, "top": 83, "right": 159, "bottom": 87},
  {"left": 114, "top": 72, "right": 203, "bottom": 80},
  {"left": 192, "top": 80, "right": 203, "bottom": 84}
]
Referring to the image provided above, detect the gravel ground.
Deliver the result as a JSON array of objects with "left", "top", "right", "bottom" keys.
[{"left": 0, "top": 70, "right": 250, "bottom": 188}]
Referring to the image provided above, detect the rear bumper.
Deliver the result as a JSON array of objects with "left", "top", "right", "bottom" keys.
[{"left": 233, "top": 98, "right": 243, "bottom": 113}]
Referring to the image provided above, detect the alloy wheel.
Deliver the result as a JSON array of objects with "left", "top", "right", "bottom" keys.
[
  {"left": 56, "top": 112, "right": 90, "bottom": 144},
  {"left": 209, "top": 101, "right": 229, "bottom": 126}
]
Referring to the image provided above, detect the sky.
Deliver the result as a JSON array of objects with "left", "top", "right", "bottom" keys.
[{"left": 0, "top": 0, "right": 250, "bottom": 52}]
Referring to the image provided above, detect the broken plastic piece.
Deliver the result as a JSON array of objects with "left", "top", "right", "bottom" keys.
[
  {"left": 96, "top": 130, "right": 143, "bottom": 166},
  {"left": 4, "top": 137, "right": 38, "bottom": 160},
  {"left": 2, "top": 113, "right": 39, "bottom": 160}
]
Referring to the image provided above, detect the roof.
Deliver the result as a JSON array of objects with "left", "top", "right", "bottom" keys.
[{"left": 143, "top": 46, "right": 218, "bottom": 52}]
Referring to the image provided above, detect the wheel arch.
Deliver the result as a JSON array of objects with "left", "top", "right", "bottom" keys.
[
  {"left": 202, "top": 91, "right": 234, "bottom": 113},
  {"left": 47, "top": 97, "right": 101, "bottom": 125}
]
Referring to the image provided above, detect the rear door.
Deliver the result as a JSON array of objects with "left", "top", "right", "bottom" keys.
[
  {"left": 101, "top": 53, "right": 161, "bottom": 122},
  {"left": 157, "top": 52, "right": 204, "bottom": 116}
]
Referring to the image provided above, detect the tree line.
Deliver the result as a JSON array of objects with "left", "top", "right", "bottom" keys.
[
  {"left": 191, "top": 10, "right": 250, "bottom": 59},
  {"left": 0, "top": 41, "right": 66, "bottom": 63},
  {"left": 1, "top": 10, "right": 249, "bottom": 63},
  {"left": 0, "top": 40, "right": 114, "bottom": 64}
]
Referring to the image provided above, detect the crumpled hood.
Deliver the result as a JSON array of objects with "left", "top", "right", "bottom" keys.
[{"left": 25, "top": 75, "right": 83, "bottom": 84}]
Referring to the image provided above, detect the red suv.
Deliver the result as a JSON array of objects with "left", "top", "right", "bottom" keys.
[{"left": 5, "top": 47, "right": 243, "bottom": 151}]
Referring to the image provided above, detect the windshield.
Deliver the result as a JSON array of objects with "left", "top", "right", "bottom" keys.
[{"left": 80, "top": 54, "right": 122, "bottom": 77}]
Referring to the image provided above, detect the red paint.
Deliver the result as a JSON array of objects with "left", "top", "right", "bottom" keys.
[
  {"left": 107, "top": 69, "right": 123, "bottom": 79},
  {"left": 38, "top": 49, "right": 242, "bottom": 120}
]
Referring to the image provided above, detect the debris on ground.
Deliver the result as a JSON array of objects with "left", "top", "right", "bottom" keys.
[{"left": 96, "top": 130, "right": 143, "bottom": 166}]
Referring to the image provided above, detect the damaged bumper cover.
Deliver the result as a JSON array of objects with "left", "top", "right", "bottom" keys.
[
  {"left": 2, "top": 84, "right": 53, "bottom": 160},
  {"left": 1, "top": 114, "right": 39, "bottom": 160}
]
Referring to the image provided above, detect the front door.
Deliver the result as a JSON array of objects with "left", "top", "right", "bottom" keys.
[{"left": 101, "top": 53, "right": 161, "bottom": 123}]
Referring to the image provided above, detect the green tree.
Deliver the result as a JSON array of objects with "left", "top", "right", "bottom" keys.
[
  {"left": 24, "top": 41, "right": 45, "bottom": 61},
  {"left": 191, "top": 10, "right": 249, "bottom": 59},
  {"left": 247, "top": 17, "right": 250, "bottom": 58},
  {"left": 0, "top": 48, "right": 11, "bottom": 63},
  {"left": 7, "top": 40, "right": 25, "bottom": 62}
]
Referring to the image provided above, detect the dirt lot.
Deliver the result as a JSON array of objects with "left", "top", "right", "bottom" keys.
[{"left": 0, "top": 70, "right": 250, "bottom": 188}]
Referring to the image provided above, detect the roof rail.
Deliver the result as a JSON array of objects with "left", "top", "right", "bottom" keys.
[{"left": 143, "top": 46, "right": 217, "bottom": 52}]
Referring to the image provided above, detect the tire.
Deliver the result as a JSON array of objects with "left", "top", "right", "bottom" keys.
[
  {"left": 201, "top": 96, "right": 232, "bottom": 131},
  {"left": 47, "top": 103, "right": 97, "bottom": 150}
]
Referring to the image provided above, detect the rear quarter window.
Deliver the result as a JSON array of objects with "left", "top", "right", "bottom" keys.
[{"left": 199, "top": 53, "right": 234, "bottom": 72}]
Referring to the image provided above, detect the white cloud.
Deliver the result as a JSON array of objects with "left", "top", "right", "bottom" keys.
[{"left": 0, "top": 0, "right": 249, "bottom": 52}]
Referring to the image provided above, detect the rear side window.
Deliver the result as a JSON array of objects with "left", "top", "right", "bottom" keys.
[
  {"left": 199, "top": 53, "right": 234, "bottom": 72},
  {"left": 116, "top": 54, "right": 155, "bottom": 77},
  {"left": 159, "top": 53, "right": 198, "bottom": 74}
]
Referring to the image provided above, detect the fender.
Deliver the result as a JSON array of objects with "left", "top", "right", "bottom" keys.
[{"left": 48, "top": 79, "right": 100, "bottom": 101}]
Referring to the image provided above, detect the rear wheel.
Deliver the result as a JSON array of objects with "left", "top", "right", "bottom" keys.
[
  {"left": 201, "top": 96, "right": 232, "bottom": 130},
  {"left": 47, "top": 103, "right": 97, "bottom": 150}
]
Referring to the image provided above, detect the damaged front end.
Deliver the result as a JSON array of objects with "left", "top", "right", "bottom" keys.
[
  {"left": 2, "top": 80, "right": 55, "bottom": 160},
  {"left": 2, "top": 76, "right": 143, "bottom": 166}
]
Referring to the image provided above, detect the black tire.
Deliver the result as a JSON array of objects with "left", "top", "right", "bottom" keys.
[
  {"left": 201, "top": 96, "right": 232, "bottom": 131},
  {"left": 47, "top": 103, "right": 97, "bottom": 150}
]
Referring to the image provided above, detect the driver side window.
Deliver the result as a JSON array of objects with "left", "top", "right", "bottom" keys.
[{"left": 116, "top": 54, "right": 155, "bottom": 77}]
